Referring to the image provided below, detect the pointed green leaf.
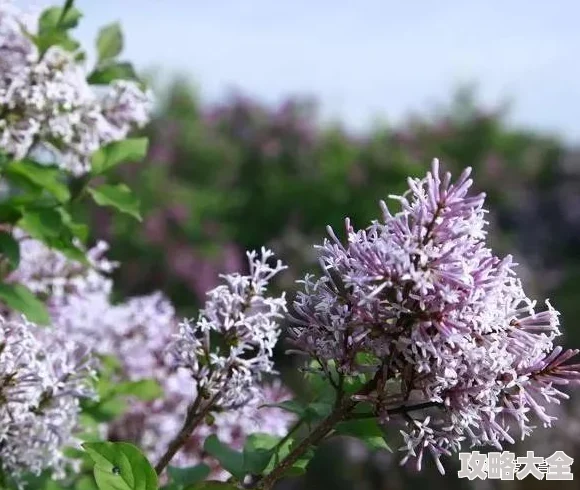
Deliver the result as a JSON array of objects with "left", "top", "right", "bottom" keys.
[
  {"left": 96, "top": 22, "right": 123, "bottom": 62},
  {"left": 243, "top": 434, "right": 279, "bottom": 475},
  {"left": 259, "top": 400, "right": 305, "bottom": 416},
  {"left": 87, "top": 62, "right": 138, "bottom": 84},
  {"left": 5, "top": 160, "right": 70, "bottom": 202},
  {"left": 167, "top": 464, "right": 210, "bottom": 488},
  {"left": 335, "top": 418, "right": 391, "bottom": 451},
  {"left": 203, "top": 435, "right": 245, "bottom": 480},
  {"left": 83, "top": 442, "right": 157, "bottom": 490},
  {"left": 92, "top": 138, "right": 149, "bottom": 174},
  {"left": 0, "top": 283, "right": 50, "bottom": 325},
  {"left": 39, "top": 5, "right": 82, "bottom": 33},
  {"left": 88, "top": 184, "right": 142, "bottom": 221}
]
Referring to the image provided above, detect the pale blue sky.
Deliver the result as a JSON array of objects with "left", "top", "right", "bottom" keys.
[{"left": 21, "top": 1, "right": 580, "bottom": 142}]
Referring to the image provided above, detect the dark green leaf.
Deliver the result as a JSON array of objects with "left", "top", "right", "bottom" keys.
[
  {"left": 243, "top": 433, "right": 279, "bottom": 475},
  {"left": 18, "top": 208, "right": 88, "bottom": 263},
  {"left": 92, "top": 138, "right": 149, "bottom": 174},
  {"left": 5, "top": 160, "right": 70, "bottom": 202},
  {"left": 88, "top": 184, "right": 142, "bottom": 221},
  {"left": 19, "top": 208, "right": 61, "bottom": 239},
  {"left": 335, "top": 418, "right": 391, "bottom": 451},
  {"left": 167, "top": 464, "right": 210, "bottom": 488},
  {"left": 83, "top": 441, "right": 157, "bottom": 490},
  {"left": 259, "top": 400, "right": 305, "bottom": 416},
  {"left": 0, "top": 203, "right": 22, "bottom": 224},
  {"left": 0, "top": 283, "right": 50, "bottom": 325},
  {"left": 96, "top": 22, "right": 123, "bottom": 62},
  {"left": 0, "top": 231, "right": 20, "bottom": 269},
  {"left": 203, "top": 435, "right": 245, "bottom": 480},
  {"left": 81, "top": 398, "right": 128, "bottom": 423},
  {"left": 87, "top": 62, "right": 137, "bottom": 85}
]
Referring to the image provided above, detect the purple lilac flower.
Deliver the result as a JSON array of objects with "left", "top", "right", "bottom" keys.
[{"left": 291, "top": 158, "right": 580, "bottom": 473}]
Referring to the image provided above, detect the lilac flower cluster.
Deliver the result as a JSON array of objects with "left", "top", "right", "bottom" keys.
[
  {"left": 0, "top": 1, "right": 153, "bottom": 175},
  {"left": 6, "top": 233, "right": 294, "bottom": 477},
  {"left": 291, "top": 159, "right": 580, "bottom": 473},
  {"left": 0, "top": 315, "right": 96, "bottom": 480},
  {"left": 170, "top": 248, "right": 288, "bottom": 408}
]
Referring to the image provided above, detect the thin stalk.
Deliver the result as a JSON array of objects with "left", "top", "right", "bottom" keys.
[
  {"left": 155, "top": 392, "right": 219, "bottom": 475},
  {"left": 255, "top": 374, "right": 380, "bottom": 490}
]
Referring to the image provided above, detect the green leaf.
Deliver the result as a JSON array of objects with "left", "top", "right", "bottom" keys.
[
  {"left": 34, "top": 31, "right": 80, "bottom": 53},
  {"left": 96, "top": 22, "right": 123, "bottom": 62},
  {"left": 335, "top": 418, "right": 391, "bottom": 451},
  {"left": 0, "top": 203, "right": 22, "bottom": 224},
  {"left": 87, "top": 62, "right": 137, "bottom": 85},
  {"left": 18, "top": 208, "right": 88, "bottom": 263},
  {"left": 0, "top": 231, "right": 19, "bottom": 269},
  {"left": 19, "top": 208, "right": 62, "bottom": 239},
  {"left": 5, "top": 160, "right": 70, "bottom": 202},
  {"left": 259, "top": 400, "right": 305, "bottom": 416},
  {"left": 166, "top": 464, "right": 210, "bottom": 488},
  {"left": 203, "top": 435, "right": 245, "bottom": 480},
  {"left": 74, "top": 475, "right": 99, "bottom": 490},
  {"left": 243, "top": 433, "right": 279, "bottom": 475},
  {"left": 83, "top": 442, "right": 157, "bottom": 490},
  {"left": 92, "top": 138, "right": 149, "bottom": 174},
  {"left": 191, "top": 483, "right": 239, "bottom": 490},
  {"left": 82, "top": 397, "right": 128, "bottom": 423},
  {"left": 38, "top": 5, "right": 82, "bottom": 33},
  {"left": 113, "top": 379, "right": 163, "bottom": 401},
  {"left": 0, "top": 283, "right": 50, "bottom": 325},
  {"left": 88, "top": 184, "right": 142, "bottom": 221}
]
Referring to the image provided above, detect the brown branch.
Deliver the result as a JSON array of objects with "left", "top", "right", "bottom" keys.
[{"left": 155, "top": 392, "right": 218, "bottom": 475}]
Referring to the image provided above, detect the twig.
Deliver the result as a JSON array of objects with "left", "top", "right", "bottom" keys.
[{"left": 154, "top": 392, "right": 219, "bottom": 475}]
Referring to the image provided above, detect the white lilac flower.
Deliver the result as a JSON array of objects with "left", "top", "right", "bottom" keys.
[
  {"left": 8, "top": 229, "right": 115, "bottom": 302},
  {"left": 7, "top": 233, "right": 295, "bottom": 478},
  {"left": 0, "top": 315, "right": 97, "bottom": 480},
  {"left": 0, "top": 0, "right": 153, "bottom": 175},
  {"left": 291, "top": 158, "right": 580, "bottom": 473},
  {"left": 170, "top": 248, "right": 288, "bottom": 408}
]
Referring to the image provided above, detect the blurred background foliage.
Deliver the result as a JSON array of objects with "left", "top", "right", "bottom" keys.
[{"left": 78, "top": 78, "right": 580, "bottom": 490}]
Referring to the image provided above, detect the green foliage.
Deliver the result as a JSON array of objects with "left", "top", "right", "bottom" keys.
[
  {"left": 87, "top": 62, "right": 138, "bottom": 85},
  {"left": 83, "top": 442, "right": 157, "bottom": 490},
  {"left": 163, "top": 464, "right": 211, "bottom": 490},
  {"left": 0, "top": 283, "right": 50, "bottom": 324},
  {"left": 0, "top": 231, "right": 20, "bottom": 269},
  {"left": 92, "top": 139, "right": 149, "bottom": 175},
  {"left": 4, "top": 160, "right": 71, "bottom": 202},
  {"left": 334, "top": 419, "right": 391, "bottom": 451},
  {"left": 96, "top": 23, "right": 123, "bottom": 63},
  {"left": 88, "top": 184, "right": 142, "bottom": 221},
  {"left": 243, "top": 433, "right": 279, "bottom": 475},
  {"left": 203, "top": 436, "right": 245, "bottom": 480}
]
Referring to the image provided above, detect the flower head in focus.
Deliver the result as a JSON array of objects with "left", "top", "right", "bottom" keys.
[
  {"left": 170, "top": 248, "right": 287, "bottom": 408},
  {"left": 291, "top": 158, "right": 580, "bottom": 473}
]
